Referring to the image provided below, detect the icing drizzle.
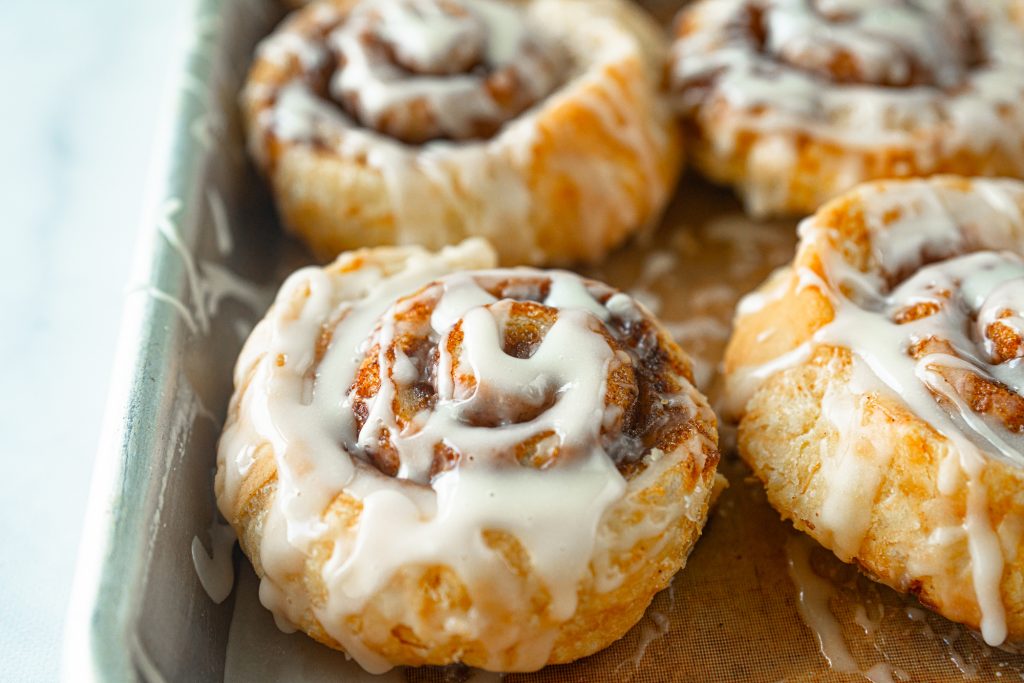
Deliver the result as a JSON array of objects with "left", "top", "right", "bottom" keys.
[
  {"left": 217, "top": 240, "right": 713, "bottom": 672},
  {"left": 326, "top": 0, "right": 564, "bottom": 143},
  {"left": 728, "top": 178, "right": 1024, "bottom": 646},
  {"left": 672, "top": 0, "right": 1024, "bottom": 147},
  {"left": 669, "top": 0, "right": 1024, "bottom": 214}
]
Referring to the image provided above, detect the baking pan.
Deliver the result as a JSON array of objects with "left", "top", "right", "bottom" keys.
[
  {"left": 63, "top": 0, "right": 1024, "bottom": 680},
  {"left": 62, "top": 0, "right": 289, "bottom": 679}
]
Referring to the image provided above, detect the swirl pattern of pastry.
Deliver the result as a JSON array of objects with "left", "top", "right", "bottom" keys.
[
  {"left": 326, "top": 0, "right": 562, "bottom": 144},
  {"left": 216, "top": 239, "right": 720, "bottom": 672},
  {"left": 669, "top": 0, "right": 1024, "bottom": 217},
  {"left": 243, "top": 0, "right": 681, "bottom": 265},
  {"left": 724, "top": 177, "right": 1024, "bottom": 647}
]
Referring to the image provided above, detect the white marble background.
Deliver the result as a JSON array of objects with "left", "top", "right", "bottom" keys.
[{"left": 2, "top": 1, "right": 181, "bottom": 680}]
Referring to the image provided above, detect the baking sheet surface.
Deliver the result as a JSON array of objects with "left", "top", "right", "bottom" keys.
[{"left": 78, "top": 0, "right": 1024, "bottom": 680}]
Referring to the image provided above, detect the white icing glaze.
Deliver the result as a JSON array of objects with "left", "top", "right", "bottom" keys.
[
  {"left": 226, "top": 565, "right": 514, "bottom": 682},
  {"left": 785, "top": 534, "right": 896, "bottom": 682},
  {"left": 729, "top": 178, "right": 1024, "bottom": 646},
  {"left": 244, "top": 0, "right": 673, "bottom": 265},
  {"left": 207, "top": 188, "right": 234, "bottom": 257},
  {"left": 218, "top": 240, "right": 711, "bottom": 672},
  {"left": 817, "top": 363, "right": 894, "bottom": 562},
  {"left": 723, "top": 341, "right": 812, "bottom": 417},
  {"left": 671, "top": 0, "right": 1024, "bottom": 214},
  {"left": 225, "top": 565, "right": 408, "bottom": 683},
  {"left": 130, "top": 285, "right": 201, "bottom": 334},
  {"left": 904, "top": 606, "right": 984, "bottom": 676},
  {"left": 191, "top": 519, "right": 236, "bottom": 604},
  {"left": 257, "top": 21, "right": 329, "bottom": 71},
  {"left": 143, "top": 195, "right": 274, "bottom": 337},
  {"left": 613, "top": 606, "right": 671, "bottom": 675},
  {"left": 673, "top": 0, "right": 1024, "bottom": 148},
  {"left": 328, "top": 0, "right": 562, "bottom": 142},
  {"left": 853, "top": 601, "right": 882, "bottom": 637}
]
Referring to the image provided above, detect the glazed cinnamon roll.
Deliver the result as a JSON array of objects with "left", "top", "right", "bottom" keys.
[
  {"left": 216, "top": 238, "right": 720, "bottom": 672},
  {"left": 243, "top": 0, "right": 681, "bottom": 266},
  {"left": 669, "top": 0, "right": 1024, "bottom": 217},
  {"left": 723, "top": 177, "right": 1024, "bottom": 647}
]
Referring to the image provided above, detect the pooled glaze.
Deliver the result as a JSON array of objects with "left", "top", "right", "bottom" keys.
[
  {"left": 191, "top": 520, "right": 236, "bottom": 604},
  {"left": 785, "top": 534, "right": 897, "bottom": 683},
  {"left": 217, "top": 240, "right": 714, "bottom": 672},
  {"left": 728, "top": 178, "right": 1024, "bottom": 646}
]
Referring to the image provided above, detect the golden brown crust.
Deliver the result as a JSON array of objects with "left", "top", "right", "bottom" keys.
[
  {"left": 670, "top": 0, "right": 1024, "bottom": 217},
  {"left": 723, "top": 177, "right": 1024, "bottom": 644},
  {"left": 217, "top": 241, "right": 720, "bottom": 670},
  {"left": 737, "top": 348, "right": 1024, "bottom": 641},
  {"left": 229, "top": 443, "right": 718, "bottom": 668},
  {"left": 242, "top": 0, "right": 682, "bottom": 266}
]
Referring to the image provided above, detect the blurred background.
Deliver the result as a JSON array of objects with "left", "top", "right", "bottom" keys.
[{"left": 1, "top": 2, "right": 182, "bottom": 679}]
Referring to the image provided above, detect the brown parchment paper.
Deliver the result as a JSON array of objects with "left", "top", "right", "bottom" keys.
[{"left": 220, "top": 2, "right": 1024, "bottom": 680}]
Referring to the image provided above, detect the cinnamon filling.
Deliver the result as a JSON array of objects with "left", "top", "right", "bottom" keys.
[
  {"left": 891, "top": 262, "right": 1024, "bottom": 435},
  {"left": 346, "top": 275, "right": 698, "bottom": 481},
  {"left": 704, "top": 0, "right": 984, "bottom": 91},
  {"left": 296, "top": 0, "right": 566, "bottom": 144}
]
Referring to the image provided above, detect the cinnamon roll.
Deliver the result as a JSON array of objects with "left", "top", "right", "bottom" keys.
[
  {"left": 243, "top": 0, "right": 681, "bottom": 266},
  {"left": 669, "top": 0, "right": 1024, "bottom": 217},
  {"left": 723, "top": 177, "right": 1024, "bottom": 647},
  {"left": 216, "top": 238, "right": 720, "bottom": 672}
]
